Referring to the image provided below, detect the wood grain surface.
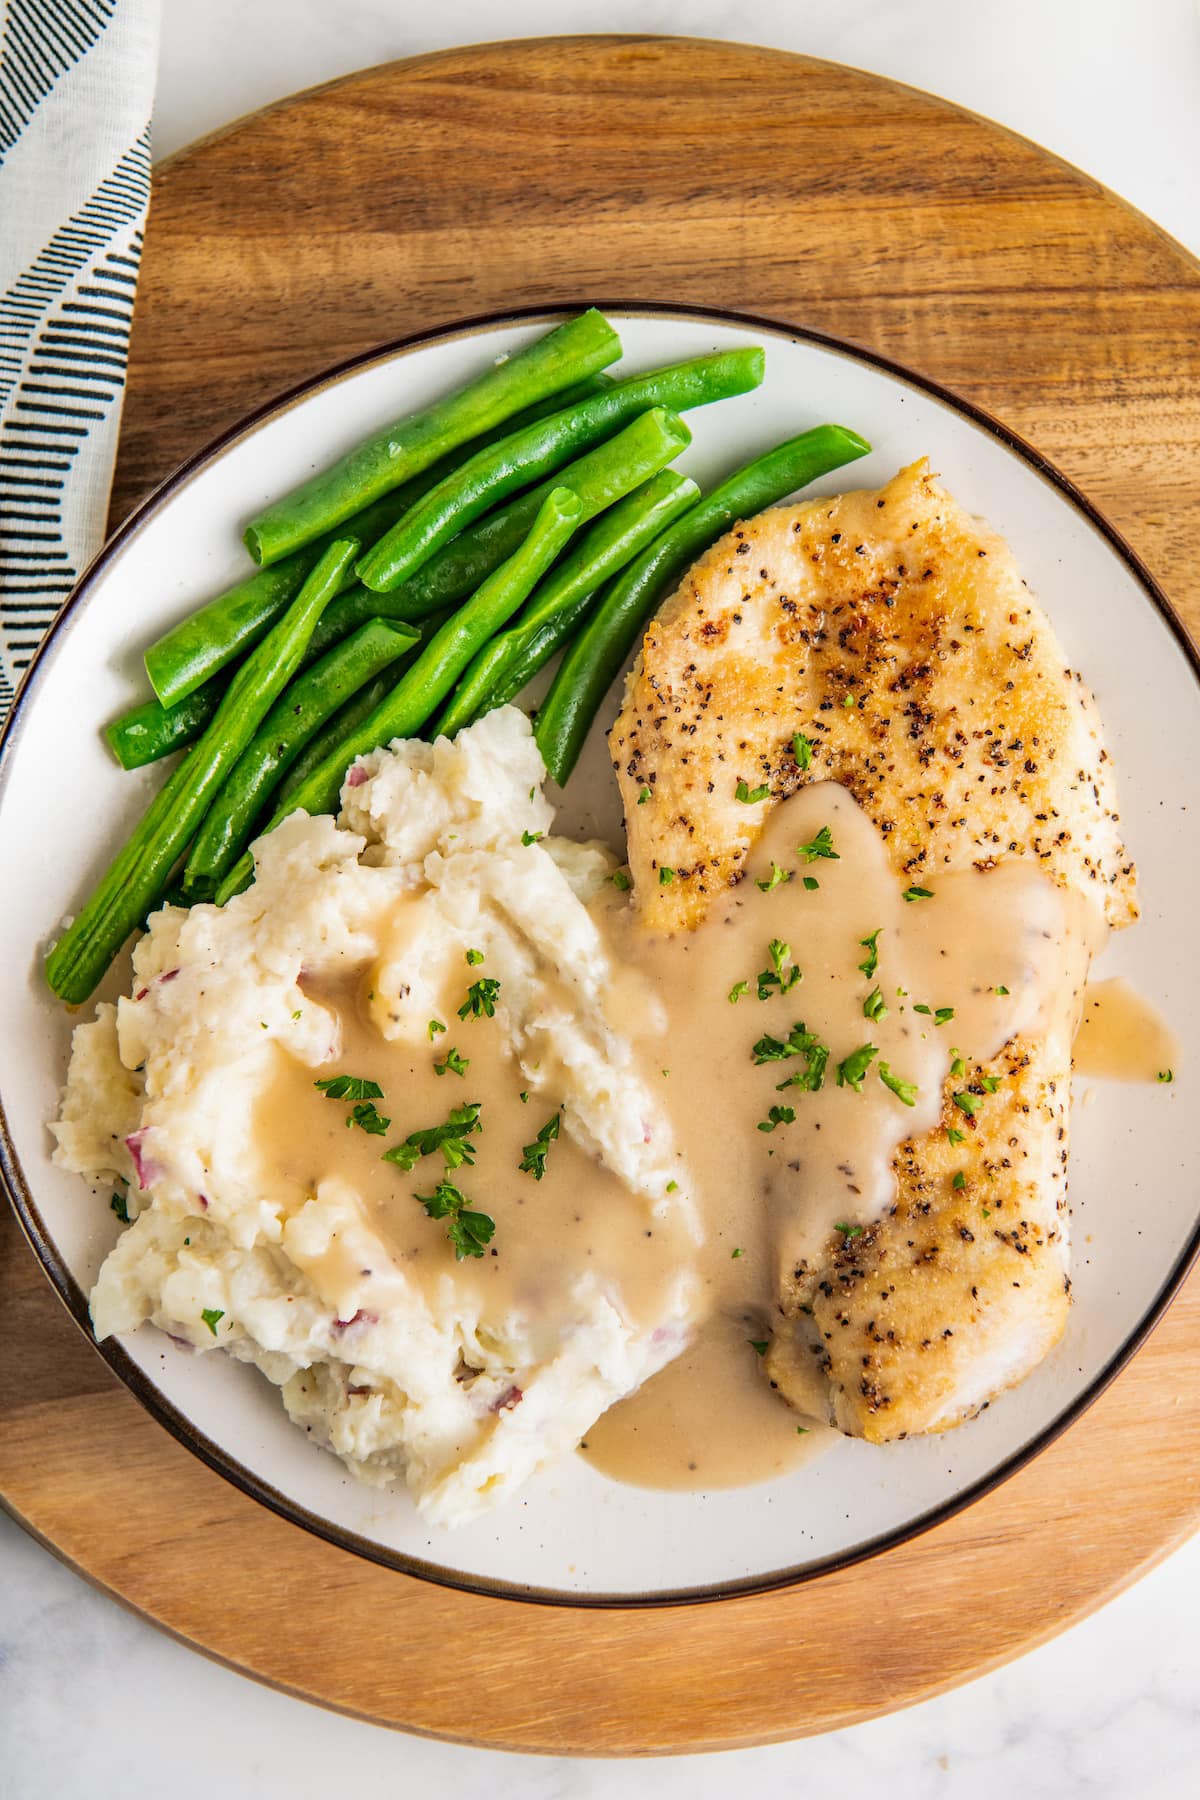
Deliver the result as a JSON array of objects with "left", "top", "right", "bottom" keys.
[{"left": 4, "top": 35, "right": 1200, "bottom": 1754}]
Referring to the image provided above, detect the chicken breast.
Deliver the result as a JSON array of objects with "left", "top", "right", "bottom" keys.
[{"left": 610, "top": 459, "right": 1136, "bottom": 1440}]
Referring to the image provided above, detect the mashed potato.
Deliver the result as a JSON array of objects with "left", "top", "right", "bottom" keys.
[{"left": 53, "top": 709, "right": 697, "bottom": 1527}]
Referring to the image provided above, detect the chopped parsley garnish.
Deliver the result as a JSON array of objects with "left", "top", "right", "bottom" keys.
[
  {"left": 519, "top": 1112, "right": 561, "bottom": 1180},
  {"left": 666, "top": 1180, "right": 679, "bottom": 1193},
  {"left": 757, "top": 860, "right": 792, "bottom": 893},
  {"left": 728, "top": 980, "right": 750, "bottom": 1004},
  {"left": 946, "top": 1125, "right": 966, "bottom": 1146},
  {"left": 841, "top": 693, "right": 857, "bottom": 709},
  {"left": 995, "top": 985, "right": 1010, "bottom": 996},
  {"left": 346, "top": 1101, "right": 389, "bottom": 1135},
  {"left": 836, "top": 1043, "right": 878, "bottom": 1092},
  {"left": 385, "top": 1102, "right": 483, "bottom": 1171},
  {"left": 521, "top": 830, "right": 543, "bottom": 846},
  {"left": 465, "top": 947, "right": 485, "bottom": 965},
  {"left": 952, "top": 1090, "right": 981, "bottom": 1117},
  {"left": 952, "top": 1171, "right": 967, "bottom": 1191},
  {"left": 637, "top": 786, "right": 652, "bottom": 805},
  {"left": 428, "top": 1018, "right": 446, "bottom": 1040},
  {"left": 878, "top": 1061, "right": 918, "bottom": 1107},
  {"left": 110, "top": 1190, "right": 129, "bottom": 1224},
  {"left": 414, "top": 1180, "right": 495, "bottom": 1260},
  {"left": 201, "top": 1308, "right": 224, "bottom": 1336},
  {"left": 757, "top": 1104, "right": 796, "bottom": 1133},
  {"left": 458, "top": 977, "right": 501, "bottom": 1020},
  {"left": 519, "top": 1090, "right": 529, "bottom": 1104},
  {"left": 792, "top": 730, "right": 813, "bottom": 771},
  {"left": 757, "top": 940, "right": 802, "bottom": 998},
  {"left": 803, "top": 875, "right": 820, "bottom": 891},
  {"left": 434, "top": 1046, "right": 469, "bottom": 1078},
  {"left": 980, "top": 1074, "right": 1001, "bottom": 1093},
  {"left": 659, "top": 866, "right": 675, "bottom": 885},
  {"left": 949, "top": 1048, "right": 966, "bottom": 1077},
  {"left": 797, "top": 825, "right": 839, "bottom": 863},
  {"left": 913, "top": 1003, "right": 955, "bottom": 1026},
  {"left": 1158, "top": 1069, "right": 1175, "bottom": 1083},
  {"left": 314, "top": 1074, "right": 383, "bottom": 1102},
  {"left": 796, "top": 1425, "right": 810, "bottom": 1435},
  {"left": 858, "top": 930, "right": 882, "bottom": 978},
  {"left": 610, "top": 869, "right": 632, "bottom": 891},
  {"left": 748, "top": 1339, "right": 769, "bottom": 1356},
  {"left": 902, "top": 885, "right": 933, "bottom": 902},
  {"left": 863, "top": 986, "right": 888, "bottom": 1024},
  {"left": 756, "top": 1021, "right": 829, "bottom": 1092},
  {"left": 736, "top": 778, "right": 770, "bottom": 804},
  {"left": 982, "top": 1206, "right": 991, "bottom": 1219},
  {"left": 833, "top": 1221, "right": 862, "bottom": 1240},
  {"left": 731, "top": 1247, "right": 745, "bottom": 1259}
]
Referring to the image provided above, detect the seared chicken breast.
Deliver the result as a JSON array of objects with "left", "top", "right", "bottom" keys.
[{"left": 611, "top": 459, "right": 1136, "bottom": 1440}]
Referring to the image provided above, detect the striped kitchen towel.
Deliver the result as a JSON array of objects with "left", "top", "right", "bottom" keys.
[{"left": 0, "top": 0, "right": 160, "bottom": 721}]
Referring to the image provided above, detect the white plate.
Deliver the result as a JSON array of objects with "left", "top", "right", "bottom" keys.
[{"left": 1, "top": 306, "right": 1196, "bottom": 1604}]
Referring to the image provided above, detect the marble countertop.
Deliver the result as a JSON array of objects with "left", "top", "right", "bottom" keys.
[{"left": 3, "top": 2, "right": 1198, "bottom": 1794}]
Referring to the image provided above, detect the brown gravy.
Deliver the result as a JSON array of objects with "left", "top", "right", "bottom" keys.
[{"left": 251, "top": 782, "right": 1152, "bottom": 1498}]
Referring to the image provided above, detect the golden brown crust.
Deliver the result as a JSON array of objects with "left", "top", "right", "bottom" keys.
[{"left": 613, "top": 461, "right": 1134, "bottom": 1440}]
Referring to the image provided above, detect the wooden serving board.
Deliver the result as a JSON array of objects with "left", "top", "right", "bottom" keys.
[{"left": 4, "top": 36, "right": 1200, "bottom": 1754}]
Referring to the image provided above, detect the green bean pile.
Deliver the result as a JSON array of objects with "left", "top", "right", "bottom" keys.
[{"left": 48, "top": 310, "right": 871, "bottom": 1003}]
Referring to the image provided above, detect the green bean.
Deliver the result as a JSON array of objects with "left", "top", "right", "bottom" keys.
[
  {"left": 179, "top": 618, "right": 419, "bottom": 902},
  {"left": 433, "top": 469, "right": 699, "bottom": 737},
  {"left": 105, "top": 678, "right": 228, "bottom": 770},
  {"left": 44, "top": 538, "right": 359, "bottom": 1005},
  {"left": 145, "top": 374, "right": 614, "bottom": 708},
  {"left": 244, "top": 311, "right": 621, "bottom": 566},
  {"left": 535, "top": 425, "right": 872, "bottom": 786},
  {"left": 215, "top": 491, "right": 583, "bottom": 904},
  {"left": 274, "top": 609, "right": 451, "bottom": 811},
  {"left": 356, "top": 348, "right": 765, "bottom": 593}
]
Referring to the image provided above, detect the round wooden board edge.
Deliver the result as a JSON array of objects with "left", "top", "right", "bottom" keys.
[{"left": 5, "top": 32, "right": 1200, "bottom": 1755}]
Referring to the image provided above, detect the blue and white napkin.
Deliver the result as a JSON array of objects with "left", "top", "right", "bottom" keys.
[{"left": 0, "top": 0, "right": 160, "bottom": 720}]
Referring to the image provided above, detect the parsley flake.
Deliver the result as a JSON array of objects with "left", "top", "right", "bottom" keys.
[
  {"left": 731, "top": 1247, "right": 745, "bottom": 1259},
  {"left": 833, "top": 1221, "right": 863, "bottom": 1239},
  {"left": 797, "top": 825, "right": 839, "bottom": 863},
  {"left": 902, "top": 885, "right": 933, "bottom": 902},
  {"left": 428, "top": 1019, "right": 446, "bottom": 1040},
  {"left": 659, "top": 866, "right": 675, "bottom": 885},
  {"left": 521, "top": 830, "right": 543, "bottom": 846},
  {"left": 1158, "top": 1069, "right": 1175, "bottom": 1083},
  {"left": 434, "top": 1046, "right": 469, "bottom": 1078},
  {"left": 952, "top": 1171, "right": 967, "bottom": 1191},
  {"left": 637, "top": 786, "right": 652, "bottom": 805},
  {"left": 757, "top": 1104, "right": 796, "bottom": 1133},
  {"left": 803, "top": 875, "right": 820, "bottom": 890},
  {"left": 610, "top": 869, "right": 632, "bottom": 891},
  {"left": 757, "top": 860, "right": 792, "bottom": 893},
  {"left": 465, "top": 947, "right": 485, "bottom": 966},
  {"left": 385, "top": 1102, "right": 483, "bottom": 1171},
  {"left": 519, "top": 1113, "right": 561, "bottom": 1180},
  {"left": 841, "top": 693, "right": 857, "bottom": 709},
  {"left": 858, "top": 930, "right": 882, "bottom": 978},
  {"left": 414, "top": 1180, "right": 495, "bottom": 1260},
  {"left": 863, "top": 986, "right": 888, "bottom": 1024},
  {"left": 878, "top": 1062, "right": 918, "bottom": 1106},
  {"left": 314, "top": 1074, "right": 383, "bottom": 1102},
  {"left": 458, "top": 977, "right": 501, "bottom": 1020},
  {"left": 347, "top": 1100, "right": 391, "bottom": 1135},
  {"left": 912, "top": 1003, "right": 955, "bottom": 1026},
  {"left": 201, "top": 1308, "right": 224, "bottom": 1336},
  {"left": 728, "top": 979, "right": 750, "bottom": 1004},
  {"left": 836, "top": 1043, "right": 878, "bottom": 1092},
  {"left": 110, "top": 1190, "right": 130, "bottom": 1224},
  {"left": 792, "top": 730, "right": 814, "bottom": 770},
  {"left": 736, "top": 778, "right": 770, "bottom": 803},
  {"left": 748, "top": 1339, "right": 769, "bottom": 1356},
  {"left": 995, "top": 985, "right": 1010, "bottom": 996},
  {"left": 953, "top": 1090, "right": 981, "bottom": 1117},
  {"left": 946, "top": 1125, "right": 966, "bottom": 1146}
]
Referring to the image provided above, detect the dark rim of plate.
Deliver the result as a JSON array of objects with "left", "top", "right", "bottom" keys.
[{"left": 1, "top": 300, "right": 1198, "bottom": 1611}]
